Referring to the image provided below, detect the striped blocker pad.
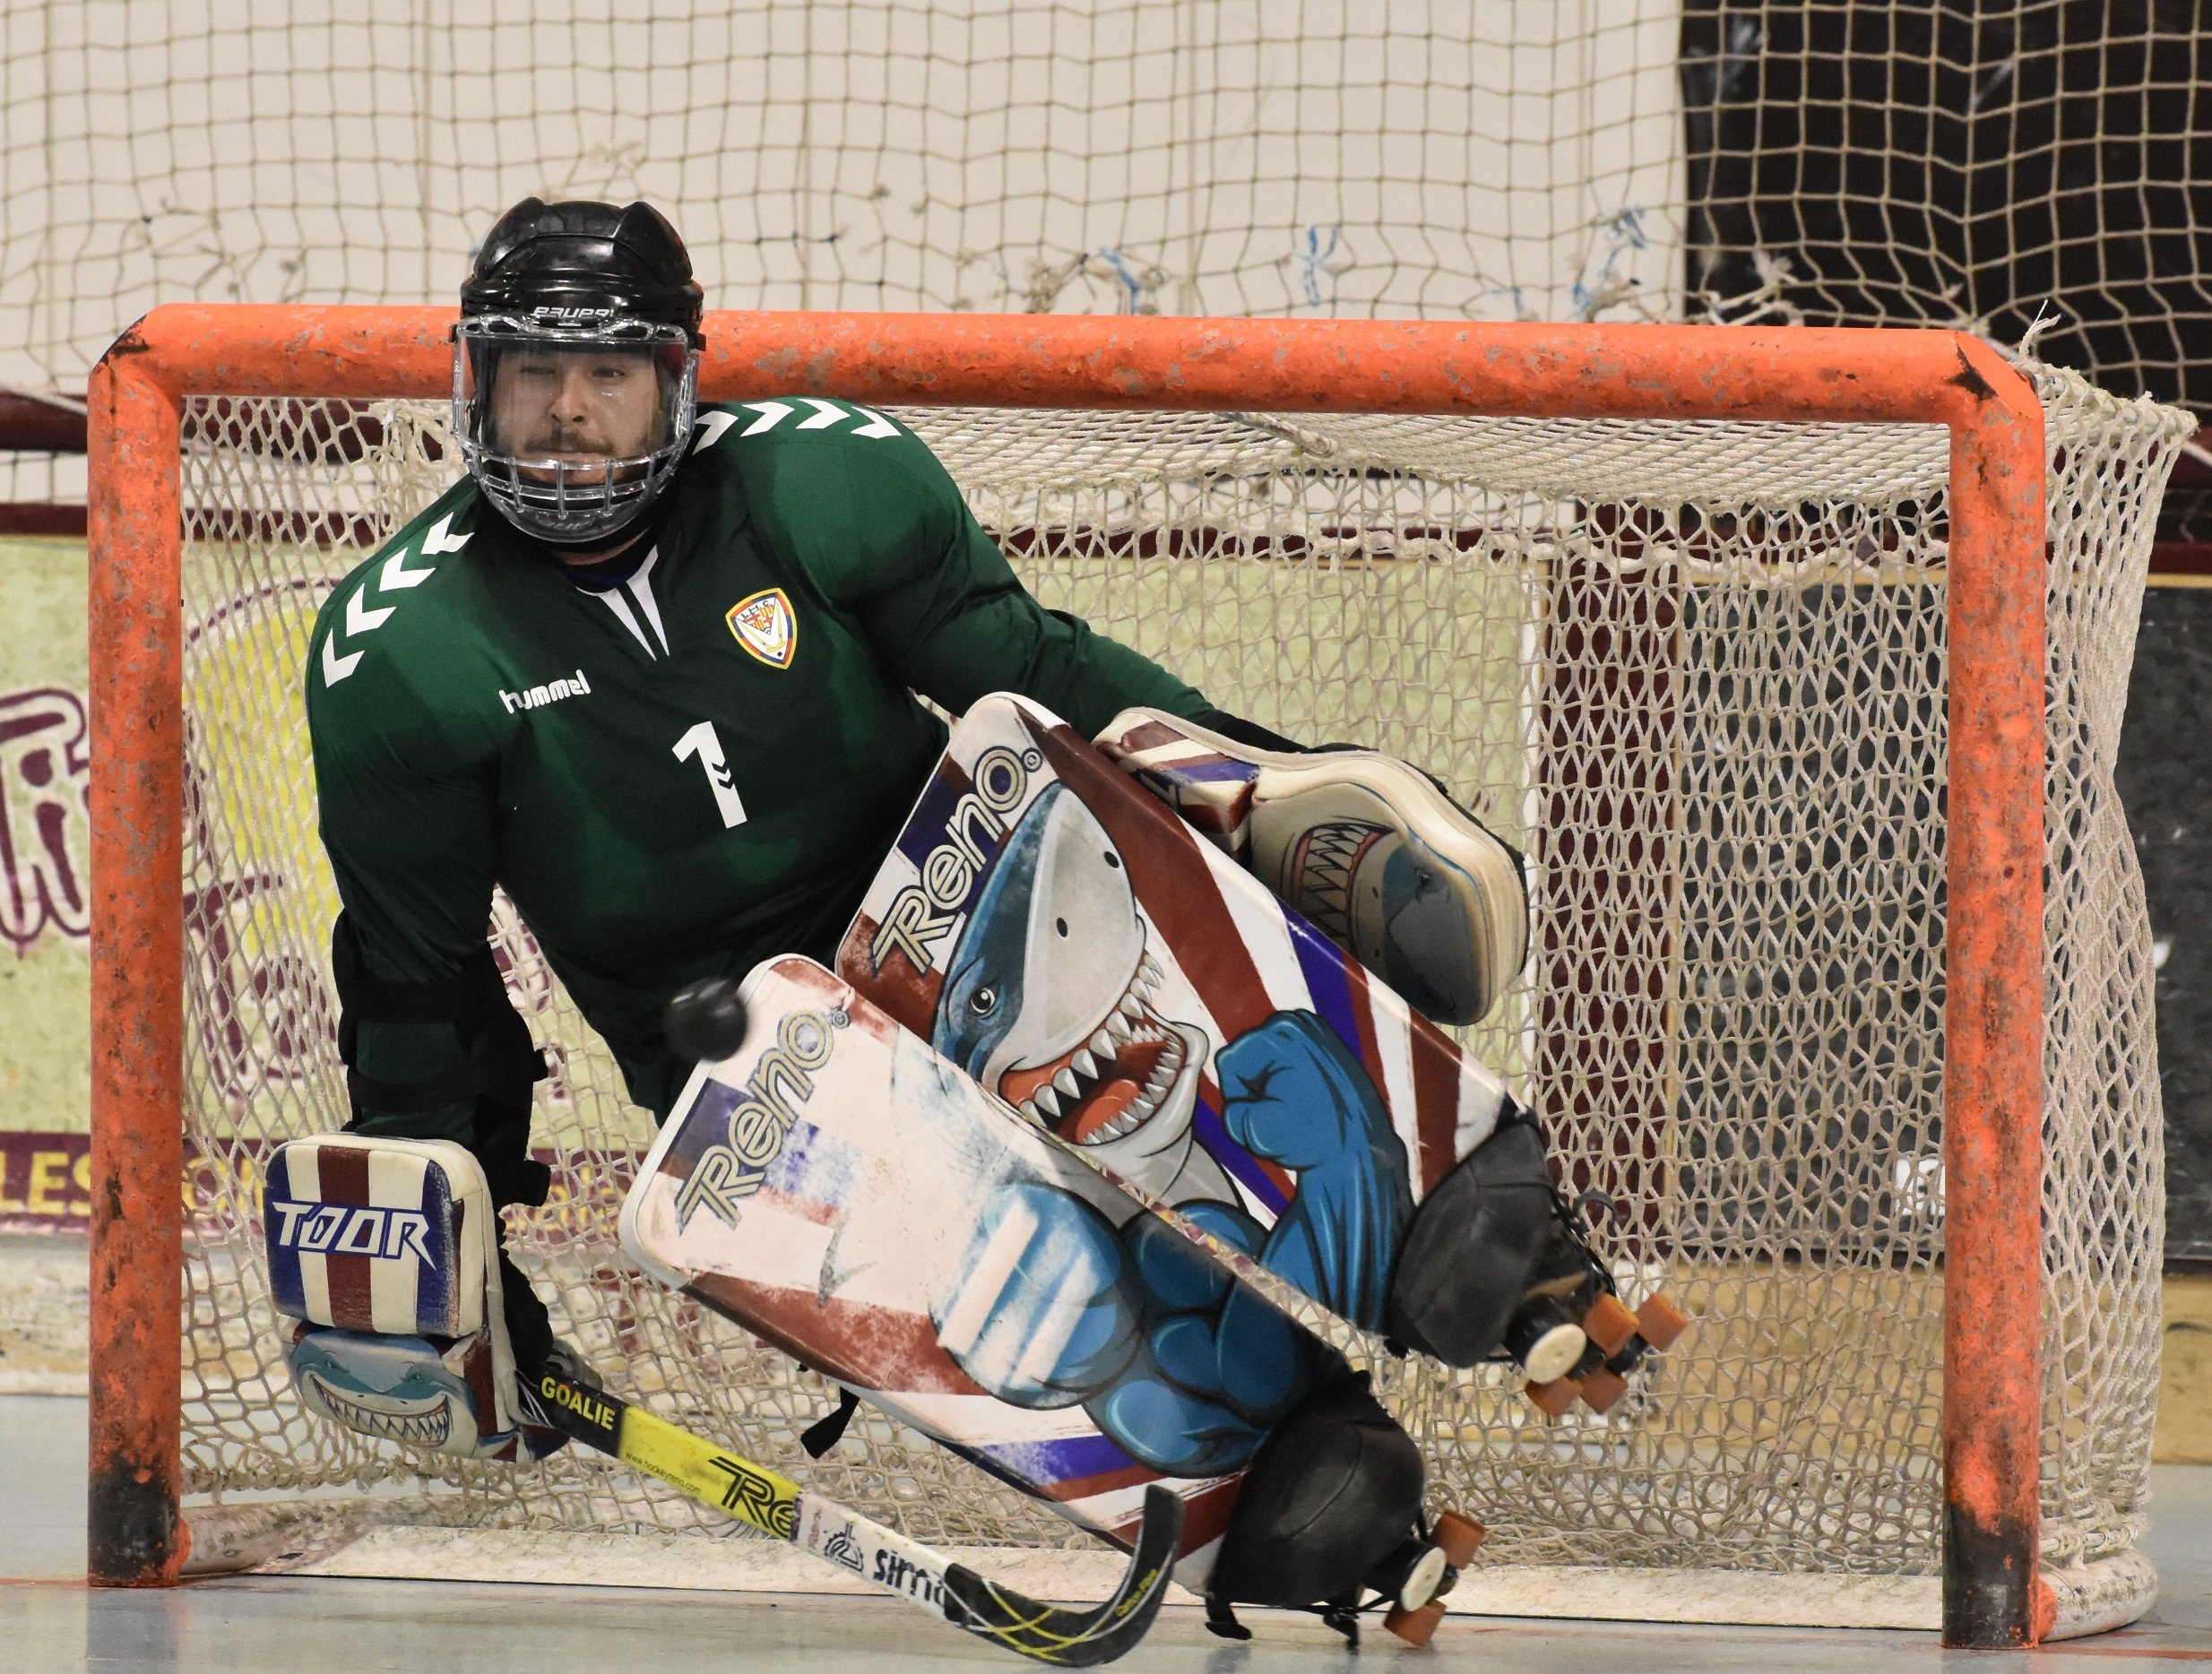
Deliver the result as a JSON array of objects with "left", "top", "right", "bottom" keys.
[{"left": 263, "top": 1135, "right": 535, "bottom": 1459}]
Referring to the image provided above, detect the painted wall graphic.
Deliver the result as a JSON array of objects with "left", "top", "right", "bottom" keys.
[
  {"left": 1, "top": 539, "right": 92, "bottom": 1161},
  {"left": 0, "top": 686, "right": 89, "bottom": 953},
  {"left": 0, "top": 1132, "right": 91, "bottom": 1231}
]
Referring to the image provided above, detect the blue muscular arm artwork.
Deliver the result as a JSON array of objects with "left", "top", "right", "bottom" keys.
[
  {"left": 1217, "top": 1010, "right": 1413, "bottom": 1332},
  {"left": 936, "top": 1014, "right": 1405, "bottom": 1476},
  {"left": 937, "top": 1181, "right": 1320, "bottom": 1477}
]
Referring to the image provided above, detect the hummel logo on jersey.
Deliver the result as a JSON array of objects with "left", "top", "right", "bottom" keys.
[
  {"left": 727, "top": 588, "right": 797, "bottom": 668},
  {"left": 500, "top": 668, "right": 593, "bottom": 714},
  {"left": 269, "top": 1201, "right": 435, "bottom": 1263}
]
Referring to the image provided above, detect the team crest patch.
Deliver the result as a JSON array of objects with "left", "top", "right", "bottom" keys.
[{"left": 727, "top": 588, "right": 798, "bottom": 669}]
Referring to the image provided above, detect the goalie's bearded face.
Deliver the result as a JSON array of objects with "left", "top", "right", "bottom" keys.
[{"left": 488, "top": 345, "right": 663, "bottom": 481}]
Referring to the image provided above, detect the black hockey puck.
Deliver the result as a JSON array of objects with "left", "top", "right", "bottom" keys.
[{"left": 664, "top": 977, "right": 749, "bottom": 1064}]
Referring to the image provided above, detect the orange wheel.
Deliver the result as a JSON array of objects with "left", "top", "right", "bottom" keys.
[
  {"left": 1636, "top": 1294, "right": 1691, "bottom": 1350},
  {"left": 1578, "top": 1366, "right": 1629, "bottom": 1411},
  {"left": 1582, "top": 1292, "right": 1638, "bottom": 1357},
  {"left": 1384, "top": 1601, "right": 1447, "bottom": 1647},
  {"left": 1432, "top": 1511, "right": 1485, "bottom": 1567},
  {"left": 1525, "top": 1376, "right": 1580, "bottom": 1416}
]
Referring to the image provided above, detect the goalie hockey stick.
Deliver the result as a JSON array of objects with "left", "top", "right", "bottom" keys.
[{"left": 526, "top": 1365, "right": 1183, "bottom": 1666}]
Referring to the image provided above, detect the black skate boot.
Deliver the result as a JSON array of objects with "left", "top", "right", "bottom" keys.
[
  {"left": 1384, "top": 1111, "right": 1691, "bottom": 1412},
  {"left": 1205, "top": 1372, "right": 1488, "bottom": 1648}
]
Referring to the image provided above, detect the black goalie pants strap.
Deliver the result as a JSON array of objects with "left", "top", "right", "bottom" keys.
[{"left": 799, "top": 1385, "right": 862, "bottom": 1459}]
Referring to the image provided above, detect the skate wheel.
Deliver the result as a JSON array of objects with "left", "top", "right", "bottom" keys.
[
  {"left": 1432, "top": 1511, "right": 1486, "bottom": 1568},
  {"left": 1523, "top": 1321, "right": 1587, "bottom": 1385},
  {"left": 1578, "top": 1366, "right": 1630, "bottom": 1412},
  {"left": 1399, "top": 1545, "right": 1451, "bottom": 1610},
  {"left": 1525, "top": 1376, "right": 1581, "bottom": 1416},
  {"left": 1636, "top": 1294, "right": 1691, "bottom": 1351},
  {"left": 1582, "top": 1292, "right": 1639, "bottom": 1358},
  {"left": 1384, "top": 1601, "right": 1447, "bottom": 1647}
]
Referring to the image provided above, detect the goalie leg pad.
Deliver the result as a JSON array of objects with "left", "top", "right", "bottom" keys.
[
  {"left": 264, "top": 1134, "right": 561, "bottom": 1461},
  {"left": 1205, "top": 1373, "right": 1426, "bottom": 1611},
  {"left": 1093, "top": 707, "right": 1529, "bottom": 1026}
]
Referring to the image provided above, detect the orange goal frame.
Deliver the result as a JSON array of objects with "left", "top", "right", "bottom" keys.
[{"left": 85, "top": 306, "right": 2050, "bottom": 1646}]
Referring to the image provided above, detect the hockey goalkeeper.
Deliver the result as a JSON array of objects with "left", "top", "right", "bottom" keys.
[{"left": 296, "top": 199, "right": 1531, "bottom": 1535}]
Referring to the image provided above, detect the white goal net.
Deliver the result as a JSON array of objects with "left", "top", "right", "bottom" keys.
[
  {"left": 7, "top": 1, "right": 2205, "bottom": 507},
  {"left": 173, "top": 357, "right": 2192, "bottom": 1626},
  {"left": 13, "top": 0, "right": 2200, "bottom": 1636}
]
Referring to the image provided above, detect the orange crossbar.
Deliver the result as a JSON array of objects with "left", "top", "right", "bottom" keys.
[{"left": 86, "top": 305, "right": 2047, "bottom": 1645}]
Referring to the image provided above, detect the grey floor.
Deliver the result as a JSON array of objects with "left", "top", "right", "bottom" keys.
[{"left": 5, "top": 1395, "right": 2209, "bottom": 1670}]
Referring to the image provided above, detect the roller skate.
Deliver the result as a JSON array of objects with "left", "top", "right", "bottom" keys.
[
  {"left": 1203, "top": 1373, "right": 1491, "bottom": 1649},
  {"left": 1370, "top": 1509, "right": 1488, "bottom": 1646},
  {"left": 1386, "top": 1113, "right": 1691, "bottom": 1413}
]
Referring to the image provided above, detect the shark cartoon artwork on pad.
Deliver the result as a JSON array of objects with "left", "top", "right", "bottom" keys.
[
  {"left": 837, "top": 695, "right": 1563, "bottom": 1475},
  {"left": 842, "top": 694, "right": 1689, "bottom": 1452},
  {"left": 928, "top": 774, "right": 1414, "bottom": 1336}
]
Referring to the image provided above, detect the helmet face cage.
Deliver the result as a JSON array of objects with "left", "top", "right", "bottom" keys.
[{"left": 453, "top": 316, "right": 698, "bottom": 547}]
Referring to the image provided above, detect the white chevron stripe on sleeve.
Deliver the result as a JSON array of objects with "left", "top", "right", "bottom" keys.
[
  {"left": 797, "top": 398, "right": 847, "bottom": 429},
  {"left": 851, "top": 406, "right": 900, "bottom": 438},
  {"left": 380, "top": 545, "right": 436, "bottom": 590},
  {"left": 321, "top": 636, "right": 363, "bottom": 685},
  {"left": 691, "top": 410, "right": 740, "bottom": 453},
  {"left": 740, "top": 401, "right": 793, "bottom": 436},
  {"left": 345, "top": 586, "right": 394, "bottom": 635},
  {"left": 422, "top": 514, "right": 473, "bottom": 556}
]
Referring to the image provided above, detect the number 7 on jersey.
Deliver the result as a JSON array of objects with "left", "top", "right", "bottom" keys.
[{"left": 673, "top": 721, "right": 747, "bottom": 829}]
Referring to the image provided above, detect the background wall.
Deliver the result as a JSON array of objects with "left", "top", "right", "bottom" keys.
[
  {"left": 2119, "top": 584, "right": 2212, "bottom": 1270},
  {"left": 0, "top": 537, "right": 87, "bottom": 1231}
]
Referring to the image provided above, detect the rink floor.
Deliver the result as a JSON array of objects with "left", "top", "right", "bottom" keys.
[{"left": 6, "top": 1394, "right": 2210, "bottom": 1671}]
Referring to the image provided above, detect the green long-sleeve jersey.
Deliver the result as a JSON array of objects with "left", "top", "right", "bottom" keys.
[{"left": 307, "top": 398, "right": 1207, "bottom": 1123}]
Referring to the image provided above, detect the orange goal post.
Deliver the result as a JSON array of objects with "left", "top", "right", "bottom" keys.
[{"left": 85, "top": 306, "right": 2190, "bottom": 1647}]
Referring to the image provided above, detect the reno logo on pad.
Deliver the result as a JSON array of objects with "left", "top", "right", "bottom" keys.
[
  {"left": 727, "top": 588, "right": 797, "bottom": 669},
  {"left": 673, "top": 1007, "right": 842, "bottom": 1231}
]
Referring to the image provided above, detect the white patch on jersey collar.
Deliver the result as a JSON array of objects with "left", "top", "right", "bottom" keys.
[{"left": 591, "top": 546, "right": 671, "bottom": 660}]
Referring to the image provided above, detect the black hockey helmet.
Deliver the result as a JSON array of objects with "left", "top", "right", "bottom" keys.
[{"left": 454, "top": 199, "right": 705, "bottom": 547}]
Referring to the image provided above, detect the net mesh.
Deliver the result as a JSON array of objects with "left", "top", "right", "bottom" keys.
[
  {"left": 174, "top": 357, "right": 2191, "bottom": 1580},
  {"left": 8, "top": 0, "right": 2206, "bottom": 509}
]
